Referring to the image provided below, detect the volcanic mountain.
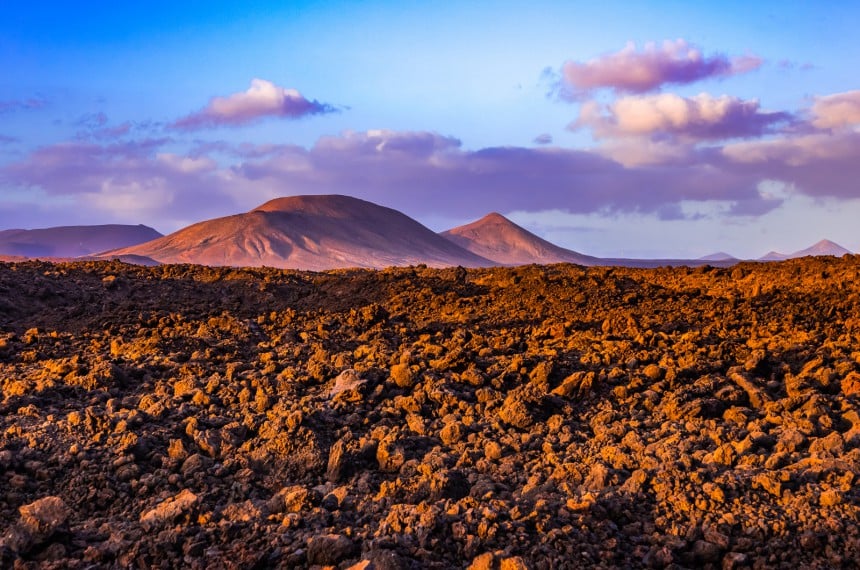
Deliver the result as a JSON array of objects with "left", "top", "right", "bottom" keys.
[
  {"left": 440, "top": 212, "right": 599, "bottom": 266},
  {"left": 107, "top": 195, "right": 492, "bottom": 270},
  {"left": 0, "top": 224, "right": 162, "bottom": 258},
  {"left": 698, "top": 252, "right": 739, "bottom": 262},
  {"left": 760, "top": 239, "right": 852, "bottom": 261}
]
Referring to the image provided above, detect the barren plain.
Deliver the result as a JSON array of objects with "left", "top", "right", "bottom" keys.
[{"left": 0, "top": 258, "right": 858, "bottom": 568}]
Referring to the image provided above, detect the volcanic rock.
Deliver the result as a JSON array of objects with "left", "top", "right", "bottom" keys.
[{"left": 0, "top": 257, "right": 858, "bottom": 568}]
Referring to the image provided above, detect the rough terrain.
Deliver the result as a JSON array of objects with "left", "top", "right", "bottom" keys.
[{"left": 0, "top": 257, "right": 858, "bottom": 569}]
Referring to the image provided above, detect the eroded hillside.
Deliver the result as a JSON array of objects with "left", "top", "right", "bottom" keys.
[{"left": 0, "top": 258, "right": 858, "bottom": 568}]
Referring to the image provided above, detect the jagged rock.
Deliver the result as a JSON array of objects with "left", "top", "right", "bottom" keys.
[
  {"left": 19, "top": 496, "right": 69, "bottom": 536},
  {"left": 467, "top": 552, "right": 496, "bottom": 570},
  {"left": 390, "top": 363, "right": 415, "bottom": 388},
  {"left": 139, "top": 489, "right": 199, "bottom": 530},
  {"left": 330, "top": 368, "right": 366, "bottom": 398},
  {"left": 306, "top": 533, "right": 355, "bottom": 565}
]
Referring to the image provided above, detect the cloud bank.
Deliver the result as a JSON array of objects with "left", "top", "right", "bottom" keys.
[
  {"left": 2, "top": 82, "right": 859, "bottom": 233},
  {"left": 0, "top": 129, "right": 777, "bottom": 229},
  {"left": 172, "top": 79, "right": 337, "bottom": 130},
  {"left": 574, "top": 93, "right": 791, "bottom": 140},
  {"left": 558, "top": 40, "right": 762, "bottom": 98}
]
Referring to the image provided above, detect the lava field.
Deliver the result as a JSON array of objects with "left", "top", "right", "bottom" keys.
[{"left": 0, "top": 258, "right": 859, "bottom": 569}]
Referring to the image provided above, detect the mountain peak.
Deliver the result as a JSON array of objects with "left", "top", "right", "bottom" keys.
[
  {"left": 698, "top": 252, "right": 737, "bottom": 262},
  {"left": 441, "top": 213, "right": 597, "bottom": 266},
  {"left": 109, "top": 194, "right": 491, "bottom": 270},
  {"left": 792, "top": 239, "right": 851, "bottom": 258},
  {"left": 477, "top": 212, "right": 510, "bottom": 223},
  {"left": 759, "top": 238, "right": 852, "bottom": 261},
  {"left": 253, "top": 194, "right": 379, "bottom": 216}
]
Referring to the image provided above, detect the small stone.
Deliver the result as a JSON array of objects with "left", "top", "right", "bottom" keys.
[
  {"left": 19, "top": 496, "right": 69, "bottom": 535},
  {"left": 440, "top": 422, "right": 462, "bottom": 446},
  {"left": 467, "top": 552, "right": 496, "bottom": 570},
  {"left": 584, "top": 462, "right": 611, "bottom": 491},
  {"left": 376, "top": 438, "right": 406, "bottom": 472},
  {"left": 692, "top": 540, "right": 722, "bottom": 563},
  {"left": 643, "top": 364, "right": 663, "bottom": 381},
  {"left": 703, "top": 528, "right": 730, "bottom": 550},
  {"left": 181, "top": 453, "right": 208, "bottom": 477},
  {"left": 168, "top": 438, "right": 188, "bottom": 460},
  {"left": 499, "top": 393, "right": 534, "bottom": 429},
  {"left": 330, "top": 369, "right": 366, "bottom": 398},
  {"left": 221, "top": 500, "right": 261, "bottom": 522},
  {"left": 484, "top": 441, "right": 503, "bottom": 461},
  {"left": 722, "top": 552, "right": 748, "bottom": 570},
  {"left": 139, "top": 489, "right": 198, "bottom": 530},
  {"left": 327, "top": 437, "right": 351, "bottom": 482},
  {"left": 390, "top": 363, "right": 415, "bottom": 388},
  {"left": 820, "top": 489, "right": 842, "bottom": 506},
  {"left": 282, "top": 486, "right": 314, "bottom": 513},
  {"left": 841, "top": 371, "right": 860, "bottom": 396},
  {"left": 500, "top": 556, "right": 529, "bottom": 570},
  {"left": 752, "top": 473, "right": 782, "bottom": 497},
  {"left": 306, "top": 533, "right": 355, "bottom": 565}
]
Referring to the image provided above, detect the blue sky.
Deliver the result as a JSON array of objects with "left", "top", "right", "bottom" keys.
[{"left": 2, "top": 1, "right": 859, "bottom": 258}]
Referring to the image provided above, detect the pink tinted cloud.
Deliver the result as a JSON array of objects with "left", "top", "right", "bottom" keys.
[
  {"left": 13, "top": 122, "right": 860, "bottom": 231},
  {"left": 558, "top": 40, "right": 762, "bottom": 97},
  {"left": 233, "top": 129, "right": 768, "bottom": 218},
  {"left": 172, "top": 79, "right": 337, "bottom": 130},
  {"left": 721, "top": 90, "right": 860, "bottom": 174},
  {"left": 0, "top": 138, "right": 239, "bottom": 227},
  {"left": 2, "top": 130, "right": 775, "bottom": 229},
  {"left": 722, "top": 131, "right": 860, "bottom": 167},
  {"left": 574, "top": 93, "right": 790, "bottom": 141},
  {"left": 707, "top": 89, "right": 860, "bottom": 202},
  {"left": 810, "top": 90, "right": 860, "bottom": 129}
]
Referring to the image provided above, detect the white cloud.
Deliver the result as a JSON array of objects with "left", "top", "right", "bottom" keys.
[{"left": 811, "top": 90, "right": 860, "bottom": 129}]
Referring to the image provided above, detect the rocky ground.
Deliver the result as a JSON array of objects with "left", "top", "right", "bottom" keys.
[{"left": 0, "top": 258, "right": 858, "bottom": 569}]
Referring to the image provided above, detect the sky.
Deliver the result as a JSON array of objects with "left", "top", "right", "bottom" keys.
[{"left": 1, "top": 0, "right": 859, "bottom": 259}]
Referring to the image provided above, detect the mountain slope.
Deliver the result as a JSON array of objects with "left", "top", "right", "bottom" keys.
[
  {"left": 107, "top": 195, "right": 492, "bottom": 270},
  {"left": 440, "top": 213, "right": 599, "bottom": 266},
  {"left": 0, "top": 224, "right": 162, "bottom": 258}
]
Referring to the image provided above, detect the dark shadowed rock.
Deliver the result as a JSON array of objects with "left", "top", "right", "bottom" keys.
[{"left": 307, "top": 533, "right": 356, "bottom": 565}]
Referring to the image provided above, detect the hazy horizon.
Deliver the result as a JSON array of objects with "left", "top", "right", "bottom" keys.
[{"left": 1, "top": 1, "right": 858, "bottom": 259}]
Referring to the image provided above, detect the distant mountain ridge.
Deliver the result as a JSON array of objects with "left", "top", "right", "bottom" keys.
[
  {"left": 0, "top": 224, "right": 162, "bottom": 258},
  {"left": 107, "top": 195, "right": 492, "bottom": 270},
  {"left": 698, "top": 252, "right": 739, "bottom": 262},
  {"left": 759, "top": 239, "right": 851, "bottom": 261},
  {"left": 1, "top": 197, "right": 855, "bottom": 270},
  {"left": 440, "top": 212, "right": 599, "bottom": 266}
]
